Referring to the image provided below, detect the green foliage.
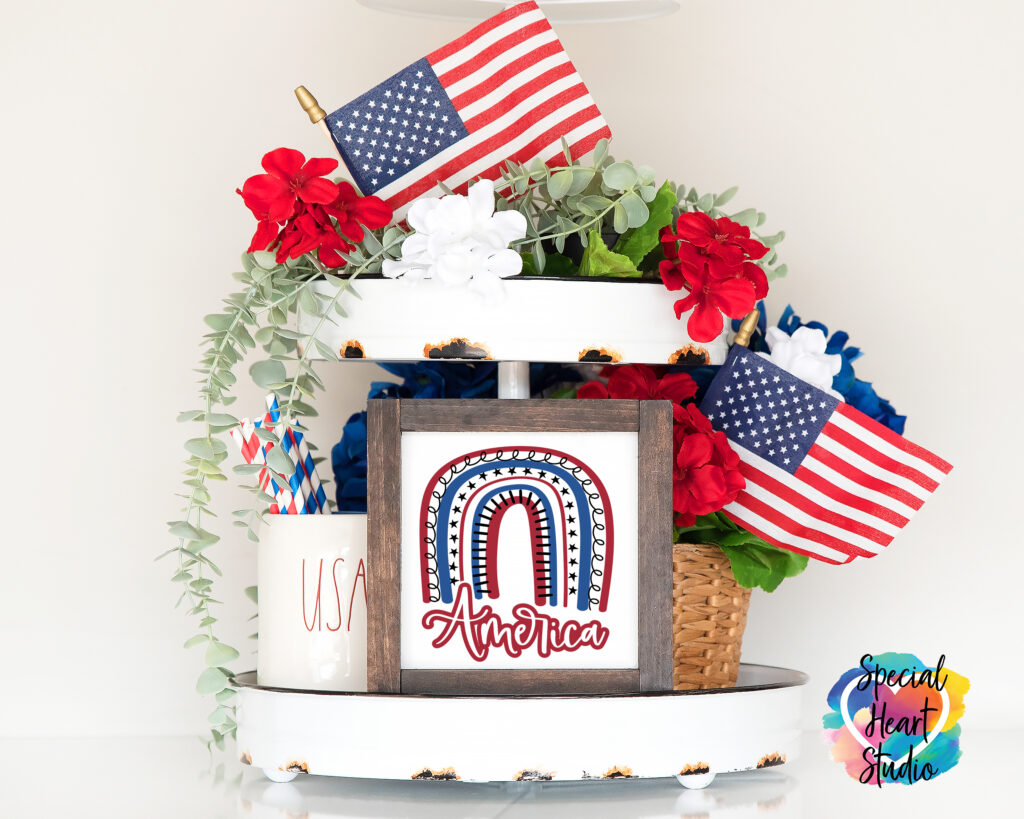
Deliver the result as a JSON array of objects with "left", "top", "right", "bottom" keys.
[
  {"left": 674, "top": 512, "right": 808, "bottom": 592},
  {"left": 166, "top": 224, "right": 406, "bottom": 749},
  {"left": 497, "top": 140, "right": 788, "bottom": 283},
  {"left": 612, "top": 180, "right": 676, "bottom": 267},
  {"left": 578, "top": 230, "right": 641, "bottom": 277},
  {"left": 497, "top": 140, "right": 666, "bottom": 276}
]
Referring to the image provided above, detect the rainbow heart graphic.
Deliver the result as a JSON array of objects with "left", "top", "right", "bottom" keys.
[{"left": 822, "top": 652, "right": 969, "bottom": 786}]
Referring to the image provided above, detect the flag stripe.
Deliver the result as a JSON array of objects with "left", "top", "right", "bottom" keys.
[
  {"left": 427, "top": 1, "right": 542, "bottom": 66},
  {"left": 449, "top": 39, "right": 565, "bottom": 109},
  {"left": 462, "top": 63, "right": 580, "bottom": 132},
  {"left": 831, "top": 407, "right": 952, "bottom": 483},
  {"left": 813, "top": 434, "right": 931, "bottom": 503},
  {"left": 379, "top": 91, "right": 596, "bottom": 210},
  {"left": 723, "top": 508, "right": 851, "bottom": 565},
  {"left": 425, "top": 102, "right": 605, "bottom": 205},
  {"left": 740, "top": 457, "right": 902, "bottom": 540},
  {"left": 724, "top": 497, "right": 858, "bottom": 563},
  {"left": 807, "top": 443, "right": 925, "bottom": 511},
  {"left": 436, "top": 20, "right": 554, "bottom": 87},
  {"left": 835, "top": 402, "right": 953, "bottom": 474},
  {"left": 801, "top": 451, "right": 919, "bottom": 520},
  {"left": 795, "top": 462, "right": 911, "bottom": 529},
  {"left": 735, "top": 480, "right": 886, "bottom": 556},
  {"left": 475, "top": 118, "right": 611, "bottom": 197},
  {"left": 820, "top": 423, "right": 939, "bottom": 493}
]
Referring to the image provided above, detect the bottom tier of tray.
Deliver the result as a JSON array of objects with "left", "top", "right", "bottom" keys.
[{"left": 235, "top": 663, "right": 807, "bottom": 788}]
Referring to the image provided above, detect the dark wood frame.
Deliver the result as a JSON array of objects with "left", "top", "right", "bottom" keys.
[{"left": 366, "top": 399, "right": 673, "bottom": 695}]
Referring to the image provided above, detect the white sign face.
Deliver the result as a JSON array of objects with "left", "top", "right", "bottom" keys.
[{"left": 400, "top": 430, "right": 639, "bottom": 670}]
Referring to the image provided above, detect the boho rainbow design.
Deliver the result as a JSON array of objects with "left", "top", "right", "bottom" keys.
[{"left": 419, "top": 447, "right": 614, "bottom": 612}]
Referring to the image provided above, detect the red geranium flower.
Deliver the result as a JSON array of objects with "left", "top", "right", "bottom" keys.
[
  {"left": 238, "top": 148, "right": 340, "bottom": 223},
  {"left": 236, "top": 148, "right": 395, "bottom": 269},
  {"left": 326, "top": 182, "right": 392, "bottom": 243},
  {"left": 670, "top": 261, "right": 758, "bottom": 342},
  {"left": 577, "top": 364, "right": 697, "bottom": 404},
  {"left": 671, "top": 403, "right": 745, "bottom": 526},
  {"left": 665, "top": 212, "right": 768, "bottom": 268},
  {"left": 659, "top": 211, "right": 771, "bottom": 343}
]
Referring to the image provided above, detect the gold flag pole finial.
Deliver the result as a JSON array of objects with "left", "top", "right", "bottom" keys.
[
  {"left": 733, "top": 310, "right": 760, "bottom": 348},
  {"left": 295, "top": 85, "right": 327, "bottom": 124},
  {"left": 295, "top": 85, "right": 344, "bottom": 163}
]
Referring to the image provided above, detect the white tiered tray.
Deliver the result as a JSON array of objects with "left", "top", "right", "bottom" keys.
[
  {"left": 235, "top": 663, "right": 807, "bottom": 789},
  {"left": 297, "top": 276, "right": 729, "bottom": 366}
]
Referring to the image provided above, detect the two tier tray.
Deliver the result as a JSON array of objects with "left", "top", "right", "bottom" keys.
[{"left": 258, "top": 280, "right": 808, "bottom": 790}]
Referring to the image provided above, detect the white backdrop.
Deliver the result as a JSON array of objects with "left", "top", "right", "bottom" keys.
[{"left": 1, "top": 0, "right": 1021, "bottom": 737}]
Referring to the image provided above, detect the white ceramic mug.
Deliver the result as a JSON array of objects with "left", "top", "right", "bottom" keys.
[{"left": 257, "top": 514, "right": 367, "bottom": 691}]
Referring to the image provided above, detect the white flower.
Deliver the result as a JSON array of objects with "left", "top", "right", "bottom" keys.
[
  {"left": 381, "top": 179, "right": 527, "bottom": 299},
  {"left": 757, "top": 326, "right": 844, "bottom": 399}
]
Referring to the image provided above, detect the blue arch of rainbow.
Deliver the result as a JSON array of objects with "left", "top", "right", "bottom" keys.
[{"left": 418, "top": 447, "right": 614, "bottom": 613}]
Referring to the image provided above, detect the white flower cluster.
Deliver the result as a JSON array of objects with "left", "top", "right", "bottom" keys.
[
  {"left": 382, "top": 179, "right": 527, "bottom": 299},
  {"left": 758, "top": 326, "right": 844, "bottom": 400}
]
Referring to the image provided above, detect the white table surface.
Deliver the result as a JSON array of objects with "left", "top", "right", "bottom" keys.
[{"left": 1, "top": 731, "right": 1015, "bottom": 818}]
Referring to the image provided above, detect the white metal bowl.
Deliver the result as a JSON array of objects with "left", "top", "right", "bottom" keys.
[
  {"left": 297, "top": 277, "right": 728, "bottom": 366},
  {"left": 235, "top": 663, "right": 806, "bottom": 788}
]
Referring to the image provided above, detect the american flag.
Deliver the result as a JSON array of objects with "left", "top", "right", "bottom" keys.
[
  {"left": 326, "top": 1, "right": 610, "bottom": 214},
  {"left": 699, "top": 348, "right": 952, "bottom": 564}
]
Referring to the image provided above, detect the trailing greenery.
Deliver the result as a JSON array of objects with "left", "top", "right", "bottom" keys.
[{"left": 163, "top": 231, "right": 405, "bottom": 748}]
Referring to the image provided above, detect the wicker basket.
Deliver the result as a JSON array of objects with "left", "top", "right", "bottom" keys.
[{"left": 672, "top": 543, "right": 751, "bottom": 690}]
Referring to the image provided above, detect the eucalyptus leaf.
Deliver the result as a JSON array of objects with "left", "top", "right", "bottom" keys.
[
  {"left": 196, "top": 667, "right": 230, "bottom": 695},
  {"left": 168, "top": 521, "right": 201, "bottom": 541},
  {"left": 361, "top": 230, "right": 383, "bottom": 255},
  {"left": 613, "top": 180, "right": 676, "bottom": 266},
  {"left": 204, "top": 314, "right": 233, "bottom": 332},
  {"left": 603, "top": 162, "right": 638, "bottom": 191},
  {"left": 714, "top": 186, "right": 739, "bottom": 206},
  {"left": 185, "top": 438, "right": 226, "bottom": 460},
  {"left": 205, "top": 641, "right": 240, "bottom": 666},
  {"left": 250, "top": 359, "right": 286, "bottom": 388},
  {"left": 184, "top": 634, "right": 211, "bottom": 649},
  {"left": 546, "top": 169, "right": 574, "bottom": 199},
  {"left": 612, "top": 201, "right": 629, "bottom": 234},
  {"left": 730, "top": 208, "right": 758, "bottom": 227},
  {"left": 618, "top": 191, "right": 650, "bottom": 229},
  {"left": 265, "top": 446, "right": 294, "bottom": 476}
]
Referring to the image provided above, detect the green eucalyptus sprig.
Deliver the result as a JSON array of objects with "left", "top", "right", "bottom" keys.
[
  {"left": 494, "top": 139, "right": 787, "bottom": 282},
  {"left": 164, "top": 224, "right": 405, "bottom": 749}
]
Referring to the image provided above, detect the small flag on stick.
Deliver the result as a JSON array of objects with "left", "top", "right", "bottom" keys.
[
  {"left": 699, "top": 348, "right": 952, "bottom": 564},
  {"left": 320, "top": 0, "right": 611, "bottom": 214}
]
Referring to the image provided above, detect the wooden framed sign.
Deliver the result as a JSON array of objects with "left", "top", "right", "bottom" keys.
[{"left": 366, "top": 399, "right": 673, "bottom": 695}]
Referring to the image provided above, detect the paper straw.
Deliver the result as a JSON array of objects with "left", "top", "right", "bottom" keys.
[
  {"left": 232, "top": 418, "right": 299, "bottom": 515},
  {"left": 264, "top": 394, "right": 325, "bottom": 514}
]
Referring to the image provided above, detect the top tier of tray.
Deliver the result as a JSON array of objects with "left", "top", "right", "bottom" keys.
[{"left": 297, "top": 276, "right": 730, "bottom": 365}]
